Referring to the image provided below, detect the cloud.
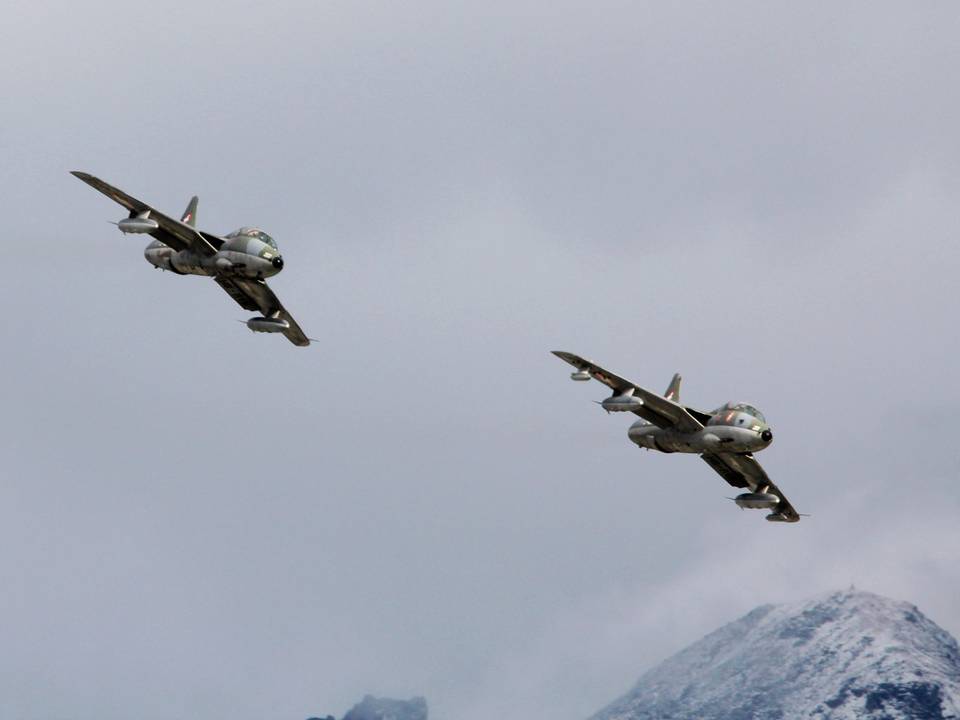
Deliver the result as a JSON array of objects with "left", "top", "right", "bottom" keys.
[{"left": 1, "top": 3, "right": 959, "bottom": 720}]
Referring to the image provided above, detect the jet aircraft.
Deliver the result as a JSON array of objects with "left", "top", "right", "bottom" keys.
[
  {"left": 553, "top": 351, "right": 801, "bottom": 522},
  {"left": 72, "top": 171, "right": 311, "bottom": 346}
]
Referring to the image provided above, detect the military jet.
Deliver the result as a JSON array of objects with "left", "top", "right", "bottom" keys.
[
  {"left": 72, "top": 171, "right": 311, "bottom": 346},
  {"left": 553, "top": 351, "right": 801, "bottom": 523}
]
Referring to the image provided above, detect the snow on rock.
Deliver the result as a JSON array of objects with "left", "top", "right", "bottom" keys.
[
  {"left": 340, "top": 695, "right": 428, "bottom": 720},
  {"left": 589, "top": 589, "right": 960, "bottom": 720}
]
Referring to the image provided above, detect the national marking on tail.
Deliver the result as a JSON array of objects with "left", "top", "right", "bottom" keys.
[
  {"left": 181, "top": 196, "right": 198, "bottom": 226},
  {"left": 664, "top": 373, "right": 682, "bottom": 402}
]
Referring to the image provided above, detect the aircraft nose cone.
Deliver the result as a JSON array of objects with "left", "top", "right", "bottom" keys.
[
  {"left": 272, "top": 255, "right": 284, "bottom": 270},
  {"left": 761, "top": 429, "right": 773, "bottom": 442}
]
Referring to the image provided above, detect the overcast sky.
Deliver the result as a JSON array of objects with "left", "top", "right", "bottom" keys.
[{"left": 2, "top": 2, "right": 959, "bottom": 719}]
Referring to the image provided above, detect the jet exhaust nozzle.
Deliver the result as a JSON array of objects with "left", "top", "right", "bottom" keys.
[{"left": 246, "top": 316, "right": 290, "bottom": 334}]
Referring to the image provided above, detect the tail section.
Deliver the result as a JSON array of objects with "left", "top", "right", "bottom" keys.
[
  {"left": 181, "top": 196, "right": 198, "bottom": 226},
  {"left": 664, "top": 373, "right": 682, "bottom": 402}
]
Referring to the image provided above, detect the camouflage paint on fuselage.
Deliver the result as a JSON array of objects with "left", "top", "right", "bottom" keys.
[
  {"left": 628, "top": 401, "right": 772, "bottom": 454},
  {"left": 145, "top": 226, "right": 283, "bottom": 279}
]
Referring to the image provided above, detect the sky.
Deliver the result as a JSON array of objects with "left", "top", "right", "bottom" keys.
[{"left": 1, "top": 2, "right": 959, "bottom": 719}]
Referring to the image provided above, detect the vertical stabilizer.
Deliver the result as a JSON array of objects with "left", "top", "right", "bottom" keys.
[
  {"left": 181, "top": 196, "right": 198, "bottom": 226},
  {"left": 664, "top": 373, "right": 682, "bottom": 402}
]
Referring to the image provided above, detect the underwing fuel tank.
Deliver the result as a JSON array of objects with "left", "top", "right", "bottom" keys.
[
  {"left": 601, "top": 390, "right": 643, "bottom": 412},
  {"left": 246, "top": 316, "right": 289, "bottom": 333},
  {"left": 734, "top": 492, "right": 780, "bottom": 510},
  {"left": 117, "top": 212, "right": 159, "bottom": 234},
  {"left": 570, "top": 368, "right": 591, "bottom": 381}
]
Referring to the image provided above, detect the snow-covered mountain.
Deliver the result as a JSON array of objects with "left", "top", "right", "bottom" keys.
[
  {"left": 308, "top": 695, "right": 428, "bottom": 720},
  {"left": 342, "top": 695, "right": 427, "bottom": 720},
  {"left": 589, "top": 589, "right": 960, "bottom": 720}
]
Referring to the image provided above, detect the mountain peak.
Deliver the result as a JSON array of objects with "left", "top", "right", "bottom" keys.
[
  {"left": 307, "top": 695, "right": 427, "bottom": 720},
  {"left": 590, "top": 589, "right": 960, "bottom": 720},
  {"left": 341, "top": 695, "right": 427, "bottom": 720}
]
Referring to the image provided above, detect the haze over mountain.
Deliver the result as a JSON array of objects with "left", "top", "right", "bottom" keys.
[
  {"left": 589, "top": 589, "right": 960, "bottom": 720},
  {"left": 5, "top": 3, "right": 960, "bottom": 719},
  {"left": 308, "top": 695, "right": 428, "bottom": 720}
]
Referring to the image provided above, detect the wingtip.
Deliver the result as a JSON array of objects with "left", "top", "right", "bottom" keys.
[{"left": 286, "top": 334, "right": 312, "bottom": 348}]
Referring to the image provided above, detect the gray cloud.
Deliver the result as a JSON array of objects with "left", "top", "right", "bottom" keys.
[{"left": 1, "top": 2, "right": 959, "bottom": 719}]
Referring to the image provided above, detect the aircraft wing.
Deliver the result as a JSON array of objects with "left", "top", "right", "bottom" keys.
[
  {"left": 701, "top": 452, "right": 800, "bottom": 522},
  {"left": 71, "top": 171, "right": 223, "bottom": 256},
  {"left": 552, "top": 351, "right": 703, "bottom": 432},
  {"left": 214, "top": 277, "right": 311, "bottom": 347}
]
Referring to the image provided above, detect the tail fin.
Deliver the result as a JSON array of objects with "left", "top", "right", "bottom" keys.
[
  {"left": 181, "top": 196, "right": 198, "bottom": 226},
  {"left": 664, "top": 373, "right": 682, "bottom": 402}
]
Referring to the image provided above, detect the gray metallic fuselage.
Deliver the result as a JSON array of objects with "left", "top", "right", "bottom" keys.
[
  {"left": 144, "top": 232, "right": 281, "bottom": 280},
  {"left": 628, "top": 408, "right": 773, "bottom": 454}
]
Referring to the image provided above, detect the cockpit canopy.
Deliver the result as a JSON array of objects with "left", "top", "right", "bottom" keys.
[
  {"left": 227, "top": 226, "right": 278, "bottom": 249},
  {"left": 712, "top": 401, "right": 767, "bottom": 423}
]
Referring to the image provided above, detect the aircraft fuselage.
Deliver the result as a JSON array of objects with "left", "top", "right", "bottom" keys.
[
  {"left": 144, "top": 232, "right": 282, "bottom": 280},
  {"left": 628, "top": 403, "right": 774, "bottom": 455},
  {"left": 629, "top": 420, "right": 772, "bottom": 454}
]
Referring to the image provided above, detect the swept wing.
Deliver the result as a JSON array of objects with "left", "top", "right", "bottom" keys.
[
  {"left": 71, "top": 171, "right": 223, "bottom": 256},
  {"left": 552, "top": 351, "right": 703, "bottom": 432},
  {"left": 701, "top": 452, "right": 800, "bottom": 522},
  {"left": 215, "top": 277, "right": 310, "bottom": 347}
]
